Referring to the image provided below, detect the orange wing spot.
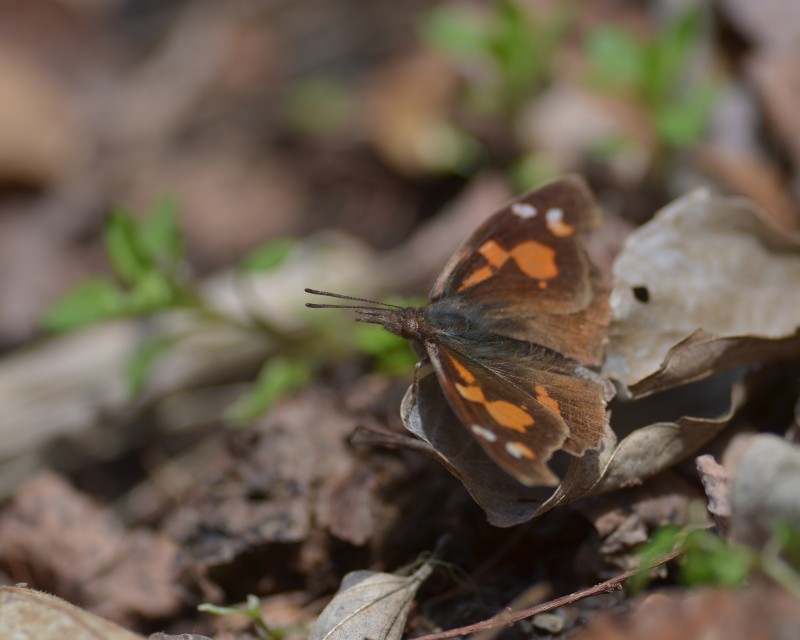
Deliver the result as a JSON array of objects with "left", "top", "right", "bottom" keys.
[
  {"left": 477, "top": 239, "right": 510, "bottom": 268},
  {"left": 486, "top": 400, "right": 534, "bottom": 433},
  {"left": 456, "top": 382, "right": 486, "bottom": 403},
  {"left": 537, "top": 281, "right": 547, "bottom": 289},
  {"left": 506, "top": 441, "right": 536, "bottom": 459},
  {"left": 534, "top": 385, "right": 562, "bottom": 418},
  {"left": 548, "top": 220, "right": 575, "bottom": 237},
  {"left": 458, "top": 240, "right": 512, "bottom": 291},
  {"left": 458, "top": 265, "right": 495, "bottom": 291},
  {"left": 545, "top": 207, "right": 576, "bottom": 237},
  {"left": 449, "top": 357, "right": 477, "bottom": 384},
  {"left": 509, "top": 241, "right": 558, "bottom": 281}
]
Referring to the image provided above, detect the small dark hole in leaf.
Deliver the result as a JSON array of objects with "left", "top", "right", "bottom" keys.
[{"left": 632, "top": 286, "right": 650, "bottom": 303}]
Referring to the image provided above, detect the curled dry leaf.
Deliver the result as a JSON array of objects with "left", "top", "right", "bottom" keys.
[
  {"left": 400, "top": 367, "right": 747, "bottom": 526},
  {"left": 729, "top": 434, "right": 800, "bottom": 549},
  {"left": 0, "top": 586, "right": 146, "bottom": 640},
  {"left": 604, "top": 188, "right": 800, "bottom": 398},
  {"left": 696, "top": 454, "right": 731, "bottom": 537},
  {"left": 308, "top": 563, "right": 433, "bottom": 640}
]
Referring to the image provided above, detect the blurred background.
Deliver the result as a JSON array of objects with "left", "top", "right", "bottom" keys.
[
  {"left": 1, "top": 0, "right": 799, "bottom": 636},
  {"left": 1, "top": 0, "right": 798, "bottom": 348}
]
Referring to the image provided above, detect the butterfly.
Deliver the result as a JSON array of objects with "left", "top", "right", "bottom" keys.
[{"left": 306, "top": 176, "right": 611, "bottom": 487}]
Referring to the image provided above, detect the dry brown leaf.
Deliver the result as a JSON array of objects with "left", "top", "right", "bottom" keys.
[
  {"left": 308, "top": 563, "right": 433, "bottom": 640},
  {"left": 573, "top": 585, "right": 800, "bottom": 640},
  {"left": 578, "top": 473, "right": 703, "bottom": 573},
  {"left": 604, "top": 188, "right": 800, "bottom": 397},
  {"left": 0, "top": 586, "right": 146, "bottom": 640},
  {"left": 0, "top": 45, "right": 88, "bottom": 188},
  {"left": 518, "top": 83, "right": 656, "bottom": 184},
  {"left": 729, "top": 434, "right": 800, "bottom": 549},
  {"left": 589, "top": 381, "right": 747, "bottom": 494},
  {"left": 696, "top": 454, "right": 731, "bottom": 537},
  {"left": 0, "top": 472, "right": 181, "bottom": 625},
  {"left": 362, "top": 51, "right": 460, "bottom": 175},
  {"left": 748, "top": 43, "right": 800, "bottom": 186},
  {"left": 718, "top": 0, "right": 800, "bottom": 48}
]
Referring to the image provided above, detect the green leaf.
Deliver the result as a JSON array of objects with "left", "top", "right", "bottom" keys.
[
  {"left": 353, "top": 324, "right": 417, "bottom": 375},
  {"left": 585, "top": 27, "right": 645, "bottom": 93},
  {"left": 284, "top": 76, "right": 354, "bottom": 137},
  {"left": 126, "top": 335, "right": 176, "bottom": 396},
  {"left": 488, "top": 0, "right": 544, "bottom": 112},
  {"left": 137, "top": 197, "right": 183, "bottom": 270},
  {"left": 105, "top": 209, "right": 149, "bottom": 285},
  {"left": 507, "top": 152, "right": 560, "bottom": 193},
  {"left": 241, "top": 238, "right": 296, "bottom": 273},
  {"left": 645, "top": 8, "right": 702, "bottom": 107},
  {"left": 41, "top": 279, "right": 125, "bottom": 333},
  {"left": 418, "top": 6, "right": 487, "bottom": 60},
  {"left": 630, "top": 526, "right": 681, "bottom": 593},
  {"left": 125, "top": 271, "right": 176, "bottom": 313},
  {"left": 199, "top": 594, "right": 298, "bottom": 639},
  {"left": 226, "top": 357, "right": 313, "bottom": 425},
  {"left": 655, "top": 81, "right": 719, "bottom": 148},
  {"left": 679, "top": 529, "right": 752, "bottom": 587}
]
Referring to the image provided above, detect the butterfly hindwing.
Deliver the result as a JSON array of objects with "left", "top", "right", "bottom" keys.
[{"left": 425, "top": 341, "right": 607, "bottom": 486}]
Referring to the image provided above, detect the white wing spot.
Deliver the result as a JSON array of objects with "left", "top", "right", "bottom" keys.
[
  {"left": 545, "top": 207, "right": 564, "bottom": 224},
  {"left": 506, "top": 442, "right": 530, "bottom": 459},
  {"left": 512, "top": 203, "right": 537, "bottom": 219},
  {"left": 470, "top": 424, "right": 497, "bottom": 443}
]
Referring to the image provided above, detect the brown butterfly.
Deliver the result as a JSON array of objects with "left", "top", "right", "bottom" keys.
[{"left": 306, "top": 176, "right": 611, "bottom": 486}]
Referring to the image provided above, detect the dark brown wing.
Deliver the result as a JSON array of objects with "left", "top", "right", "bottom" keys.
[
  {"left": 425, "top": 340, "right": 608, "bottom": 487},
  {"left": 430, "top": 175, "right": 608, "bottom": 365}
]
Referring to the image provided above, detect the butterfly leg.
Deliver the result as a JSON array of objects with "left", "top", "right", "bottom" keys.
[{"left": 412, "top": 357, "right": 432, "bottom": 398}]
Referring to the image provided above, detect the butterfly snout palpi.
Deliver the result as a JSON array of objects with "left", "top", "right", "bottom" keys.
[{"left": 306, "top": 175, "right": 611, "bottom": 487}]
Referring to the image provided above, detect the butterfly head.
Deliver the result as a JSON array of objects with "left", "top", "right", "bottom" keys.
[{"left": 304, "top": 288, "right": 426, "bottom": 341}]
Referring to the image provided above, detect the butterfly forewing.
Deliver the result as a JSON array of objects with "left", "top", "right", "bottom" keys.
[
  {"left": 431, "top": 176, "right": 600, "bottom": 310},
  {"left": 429, "top": 176, "right": 608, "bottom": 365}
]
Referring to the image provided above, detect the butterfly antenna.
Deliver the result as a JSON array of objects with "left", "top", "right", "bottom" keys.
[{"left": 304, "top": 288, "right": 405, "bottom": 310}]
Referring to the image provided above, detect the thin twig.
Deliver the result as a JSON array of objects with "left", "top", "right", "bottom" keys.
[{"left": 412, "top": 548, "right": 685, "bottom": 639}]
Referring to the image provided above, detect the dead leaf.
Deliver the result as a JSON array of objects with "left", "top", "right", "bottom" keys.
[
  {"left": 718, "top": 0, "right": 800, "bottom": 48},
  {"left": 0, "top": 472, "right": 181, "bottom": 625},
  {"left": 362, "top": 50, "right": 460, "bottom": 175},
  {"left": 604, "top": 188, "right": 800, "bottom": 397},
  {"left": 0, "top": 586, "right": 146, "bottom": 640},
  {"left": 577, "top": 473, "right": 704, "bottom": 574},
  {"left": 696, "top": 454, "right": 731, "bottom": 537},
  {"left": 748, "top": 43, "right": 800, "bottom": 188},
  {"left": 0, "top": 45, "right": 88, "bottom": 188},
  {"left": 308, "top": 563, "right": 432, "bottom": 640},
  {"left": 573, "top": 585, "right": 800, "bottom": 640},
  {"left": 729, "top": 434, "right": 800, "bottom": 548},
  {"left": 518, "top": 83, "right": 656, "bottom": 184},
  {"left": 587, "top": 381, "right": 747, "bottom": 495},
  {"left": 694, "top": 145, "right": 799, "bottom": 234}
]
